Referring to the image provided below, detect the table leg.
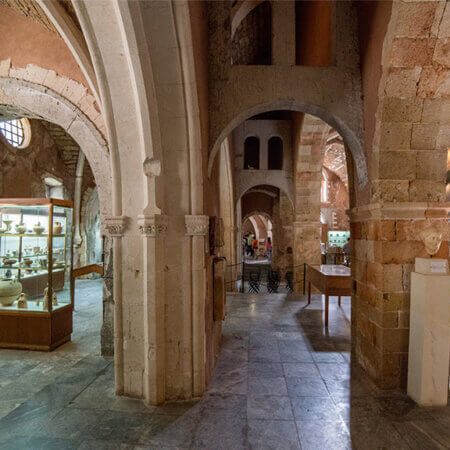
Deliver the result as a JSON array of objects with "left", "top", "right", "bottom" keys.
[
  {"left": 325, "top": 294, "right": 329, "bottom": 327},
  {"left": 338, "top": 296, "right": 341, "bottom": 306},
  {"left": 308, "top": 281, "right": 311, "bottom": 305}
]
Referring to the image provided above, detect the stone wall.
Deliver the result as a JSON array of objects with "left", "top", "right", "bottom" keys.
[
  {"left": 353, "top": 0, "right": 449, "bottom": 389},
  {"left": 231, "top": 0, "right": 271, "bottom": 65},
  {"left": 0, "top": 119, "right": 73, "bottom": 198}
]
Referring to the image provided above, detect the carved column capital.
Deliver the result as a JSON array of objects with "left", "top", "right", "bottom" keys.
[
  {"left": 104, "top": 216, "right": 128, "bottom": 237},
  {"left": 185, "top": 215, "right": 209, "bottom": 236},
  {"left": 138, "top": 214, "right": 168, "bottom": 237}
]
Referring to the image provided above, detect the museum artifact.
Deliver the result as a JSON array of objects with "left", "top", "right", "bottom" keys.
[
  {"left": 2, "top": 219, "right": 12, "bottom": 232},
  {"left": 33, "top": 222, "right": 45, "bottom": 234},
  {"left": 53, "top": 222, "right": 63, "bottom": 234},
  {"left": 17, "top": 293, "right": 27, "bottom": 309},
  {"left": 14, "top": 223, "right": 27, "bottom": 234},
  {"left": 0, "top": 277, "right": 22, "bottom": 306},
  {"left": 0, "top": 198, "right": 74, "bottom": 350},
  {"left": 420, "top": 227, "right": 444, "bottom": 257}
]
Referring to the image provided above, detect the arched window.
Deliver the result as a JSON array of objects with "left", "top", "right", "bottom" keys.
[
  {"left": 0, "top": 118, "right": 31, "bottom": 149},
  {"left": 244, "top": 136, "right": 260, "bottom": 169},
  {"left": 268, "top": 136, "right": 283, "bottom": 170}
]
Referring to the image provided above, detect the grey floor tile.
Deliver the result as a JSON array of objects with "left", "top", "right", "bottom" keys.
[
  {"left": 249, "top": 362, "right": 283, "bottom": 378},
  {"left": 286, "top": 377, "right": 329, "bottom": 397},
  {"left": 291, "top": 396, "right": 342, "bottom": 421},
  {"left": 248, "top": 377, "right": 288, "bottom": 396},
  {"left": 248, "top": 394, "right": 294, "bottom": 420},
  {"left": 193, "top": 413, "right": 247, "bottom": 449},
  {"left": 248, "top": 419, "right": 301, "bottom": 450},
  {"left": 282, "top": 363, "right": 319, "bottom": 378},
  {"left": 138, "top": 413, "right": 197, "bottom": 448},
  {"left": 249, "top": 347, "right": 281, "bottom": 363},
  {"left": 311, "top": 351, "right": 346, "bottom": 363},
  {"left": 297, "top": 421, "right": 351, "bottom": 450}
]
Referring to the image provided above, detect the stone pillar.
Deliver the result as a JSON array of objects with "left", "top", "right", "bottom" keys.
[
  {"left": 104, "top": 215, "right": 128, "bottom": 395},
  {"left": 293, "top": 221, "right": 322, "bottom": 292},
  {"left": 138, "top": 214, "right": 168, "bottom": 405},
  {"left": 185, "top": 215, "right": 209, "bottom": 397},
  {"left": 349, "top": 202, "right": 449, "bottom": 389},
  {"left": 272, "top": 0, "right": 295, "bottom": 65},
  {"left": 100, "top": 234, "right": 114, "bottom": 356}
]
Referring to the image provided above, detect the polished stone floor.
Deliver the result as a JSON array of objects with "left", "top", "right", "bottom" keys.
[{"left": 0, "top": 284, "right": 449, "bottom": 449}]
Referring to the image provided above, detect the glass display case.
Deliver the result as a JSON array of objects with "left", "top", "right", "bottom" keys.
[
  {"left": 0, "top": 198, "right": 73, "bottom": 351},
  {"left": 327, "top": 230, "right": 350, "bottom": 248}
]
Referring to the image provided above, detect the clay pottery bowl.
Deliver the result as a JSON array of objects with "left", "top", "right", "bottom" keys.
[
  {"left": 33, "top": 222, "right": 45, "bottom": 234},
  {"left": 3, "top": 258, "right": 17, "bottom": 267},
  {"left": 15, "top": 224, "right": 26, "bottom": 234},
  {"left": 23, "top": 258, "right": 32, "bottom": 267},
  {"left": 0, "top": 278, "right": 22, "bottom": 306}
]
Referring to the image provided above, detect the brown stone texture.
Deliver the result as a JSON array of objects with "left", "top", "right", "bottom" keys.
[
  {"left": 0, "top": 117, "right": 95, "bottom": 219},
  {"left": 352, "top": 210, "right": 449, "bottom": 389},
  {"left": 231, "top": 1, "right": 271, "bottom": 65}
]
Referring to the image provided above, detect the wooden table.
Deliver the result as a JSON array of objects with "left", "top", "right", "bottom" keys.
[{"left": 306, "top": 264, "right": 351, "bottom": 327}]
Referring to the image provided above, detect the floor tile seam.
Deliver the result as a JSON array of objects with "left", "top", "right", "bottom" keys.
[
  {"left": 400, "top": 419, "right": 450, "bottom": 449},
  {"left": 66, "top": 364, "right": 110, "bottom": 408}
]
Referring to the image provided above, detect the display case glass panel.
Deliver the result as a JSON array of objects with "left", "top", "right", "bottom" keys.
[
  {"left": 327, "top": 230, "right": 350, "bottom": 248},
  {"left": 0, "top": 199, "right": 73, "bottom": 313}
]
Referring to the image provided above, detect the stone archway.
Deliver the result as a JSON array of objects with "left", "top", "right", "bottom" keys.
[
  {"left": 0, "top": 76, "right": 115, "bottom": 355},
  {"left": 209, "top": 101, "right": 367, "bottom": 190}
]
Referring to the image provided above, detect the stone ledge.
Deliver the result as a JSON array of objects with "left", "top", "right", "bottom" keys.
[
  {"left": 104, "top": 216, "right": 129, "bottom": 237},
  {"left": 185, "top": 215, "right": 209, "bottom": 236},
  {"left": 348, "top": 202, "right": 450, "bottom": 222},
  {"left": 138, "top": 214, "right": 168, "bottom": 237}
]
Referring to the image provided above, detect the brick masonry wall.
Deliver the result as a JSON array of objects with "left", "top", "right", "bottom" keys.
[{"left": 350, "top": 205, "right": 448, "bottom": 388}]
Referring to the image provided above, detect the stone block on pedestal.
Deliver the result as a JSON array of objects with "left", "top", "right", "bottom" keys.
[{"left": 407, "top": 259, "right": 450, "bottom": 406}]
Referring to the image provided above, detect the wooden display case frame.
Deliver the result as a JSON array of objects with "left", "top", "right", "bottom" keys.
[{"left": 0, "top": 198, "right": 74, "bottom": 351}]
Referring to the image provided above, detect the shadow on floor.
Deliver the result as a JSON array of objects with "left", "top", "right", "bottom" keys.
[{"left": 0, "top": 289, "right": 448, "bottom": 449}]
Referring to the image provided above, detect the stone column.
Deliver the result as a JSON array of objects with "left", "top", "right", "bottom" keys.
[
  {"left": 349, "top": 202, "right": 449, "bottom": 389},
  {"left": 293, "top": 221, "right": 322, "bottom": 292},
  {"left": 185, "top": 215, "right": 209, "bottom": 397},
  {"left": 138, "top": 214, "right": 168, "bottom": 405},
  {"left": 100, "top": 234, "right": 114, "bottom": 356},
  {"left": 104, "top": 215, "right": 128, "bottom": 395}
]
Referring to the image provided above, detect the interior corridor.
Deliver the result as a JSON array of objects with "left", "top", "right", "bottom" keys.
[{"left": 0, "top": 289, "right": 448, "bottom": 449}]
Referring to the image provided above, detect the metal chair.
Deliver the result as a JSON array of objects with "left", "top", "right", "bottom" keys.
[
  {"left": 285, "top": 271, "right": 294, "bottom": 293},
  {"left": 267, "top": 269, "right": 281, "bottom": 293},
  {"left": 248, "top": 270, "right": 261, "bottom": 293}
]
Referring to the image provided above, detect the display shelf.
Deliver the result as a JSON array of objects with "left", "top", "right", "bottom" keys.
[
  {"left": 0, "top": 233, "right": 68, "bottom": 237},
  {"left": 0, "top": 198, "right": 73, "bottom": 351}
]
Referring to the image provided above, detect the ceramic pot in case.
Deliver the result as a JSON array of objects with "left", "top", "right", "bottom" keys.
[
  {"left": 33, "top": 222, "right": 45, "bottom": 234},
  {"left": 15, "top": 223, "right": 26, "bottom": 234},
  {"left": 53, "top": 222, "right": 63, "bottom": 234},
  {"left": 0, "top": 278, "right": 22, "bottom": 306}
]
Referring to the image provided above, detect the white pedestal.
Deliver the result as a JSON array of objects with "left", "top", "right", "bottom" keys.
[{"left": 407, "top": 270, "right": 450, "bottom": 406}]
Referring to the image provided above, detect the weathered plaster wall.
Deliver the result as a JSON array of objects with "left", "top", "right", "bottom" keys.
[
  {"left": 0, "top": 119, "right": 73, "bottom": 198},
  {"left": 0, "top": 6, "right": 90, "bottom": 90},
  {"left": 357, "top": 0, "right": 392, "bottom": 193}
]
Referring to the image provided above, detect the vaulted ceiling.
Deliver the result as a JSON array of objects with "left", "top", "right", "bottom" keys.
[{"left": 0, "top": 0, "right": 81, "bottom": 35}]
